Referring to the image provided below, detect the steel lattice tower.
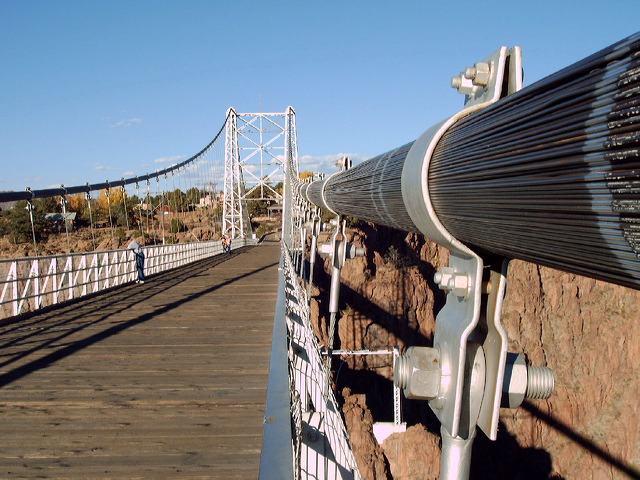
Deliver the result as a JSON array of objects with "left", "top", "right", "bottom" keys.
[{"left": 223, "top": 106, "right": 298, "bottom": 238}]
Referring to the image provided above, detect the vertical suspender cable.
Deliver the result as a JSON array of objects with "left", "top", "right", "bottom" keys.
[
  {"left": 164, "top": 175, "right": 171, "bottom": 241},
  {"left": 26, "top": 198, "right": 38, "bottom": 256},
  {"left": 60, "top": 193, "right": 71, "bottom": 254},
  {"left": 105, "top": 184, "right": 115, "bottom": 242},
  {"left": 85, "top": 188, "right": 96, "bottom": 251},
  {"left": 171, "top": 171, "right": 178, "bottom": 236},
  {"left": 210, "top": 146, "right": 221, "bottom": 235},
  {"left": 121, "top": 182, "right": 130, "bottom": 232},
  {"left": 178, "top": 168, "right": 187, "bottom": 229},
  {"left": 136, "top": 182, "right": 144, "bottom": 238},
  {"left": 187, "top": 162, "right": 196, "bottom": 237},
  {"left": 146, "top": 178, "right": 155, "bottom": 245},
  {"left": 158, "top": 177, "right": 165, "bottom": 244}
]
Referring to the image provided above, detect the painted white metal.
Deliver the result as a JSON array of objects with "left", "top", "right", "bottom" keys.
[
  {"left": 393, "top": 346, "right": 402, "bottom": 425},
  {"left": 224, "top": 107, "right": 298, "bottom": 239},
  {"left": 282, "top": 246, "right": 361, "bottom": 480},
  {"left": 328, "top": 347, "right": 403, "bottom": 427},
  {"left": 0, "top": 238, "right": 256, "bottom": 320},
  {"left": 223, "top": 108, "right": 245, "bottom": 238},
  {"left": 400, "top": 46, "right": 517, "bottom": 441}
]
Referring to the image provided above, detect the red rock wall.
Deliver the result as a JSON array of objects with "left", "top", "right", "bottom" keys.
[{"left": 312, "top": 223, "right": 639, "bottom": 479}]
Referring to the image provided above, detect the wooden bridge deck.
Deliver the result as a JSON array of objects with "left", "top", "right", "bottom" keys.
[{"left": 0, "top": 243, "right": 281, "bottom": 479}]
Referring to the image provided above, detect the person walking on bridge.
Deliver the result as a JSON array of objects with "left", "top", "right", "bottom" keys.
[
  {"left": 222, "top": 235, "right": 232, "bottom": 255},
  {"left": 128, "top": 238, "right": 146, "bottom": 283}
]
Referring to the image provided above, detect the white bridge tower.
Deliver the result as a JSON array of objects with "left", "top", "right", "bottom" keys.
[{"left": 223, "top": 106, "right": 298, "bottom": 238}]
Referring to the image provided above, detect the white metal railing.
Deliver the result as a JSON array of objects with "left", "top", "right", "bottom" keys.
[
  {"left": 281, "top": 245, "right": 361, "bottom": 480},
  {"left": 0, "top": 238, "right": 256, "bottom": 320}
]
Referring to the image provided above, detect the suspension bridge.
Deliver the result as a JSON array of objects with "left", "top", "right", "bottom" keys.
[{"left": 0, "top": 33, "right": 639, "bottom": 480}]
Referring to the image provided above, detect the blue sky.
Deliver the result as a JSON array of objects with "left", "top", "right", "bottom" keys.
[{"left": 1, "top": 0, "right": 639, "bottom": 191}]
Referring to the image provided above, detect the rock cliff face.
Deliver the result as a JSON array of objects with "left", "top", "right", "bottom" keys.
[{"left": 312, "top": 223, "right": 639, "bottom": 479}]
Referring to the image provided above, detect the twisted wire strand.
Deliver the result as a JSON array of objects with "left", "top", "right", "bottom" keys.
[{"left": 429, "top": 33, "right": 640, "bottom": 288}]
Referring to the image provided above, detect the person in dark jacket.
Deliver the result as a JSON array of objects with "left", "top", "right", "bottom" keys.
[{"left": 128, "top": 239, "right": 145, "bottom": 283}]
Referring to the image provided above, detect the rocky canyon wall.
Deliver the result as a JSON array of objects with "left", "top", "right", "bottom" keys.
[{"left": 311, "top": 223, "right": 639, "bottom": 479}]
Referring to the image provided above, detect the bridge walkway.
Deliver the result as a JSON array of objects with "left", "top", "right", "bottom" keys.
[{"left": 0, "top": 243, "right": 281, "bottom": 479}]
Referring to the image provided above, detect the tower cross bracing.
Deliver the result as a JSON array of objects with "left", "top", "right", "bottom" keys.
[{"left": 223, "top": 106, "right": 298, "bottom": 238}]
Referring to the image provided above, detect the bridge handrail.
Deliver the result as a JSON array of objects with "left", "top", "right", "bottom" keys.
[
  {"left": 0, "top": 237, "right": 256, "bottom": 320},
  {"left": 259, "top": 252, "right": 294, "bottom": 480},
  {"left": 262, "top": 243, "right": 361, "bottom": 479}
]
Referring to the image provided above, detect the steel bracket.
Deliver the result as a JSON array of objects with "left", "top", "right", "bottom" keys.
[
  {"left": 476, "top": 256, "right": 510, "bottom": 440},
  {"left": 399, "top": 45, "right": 524, "bottom": 446},
  {"left": 451, "top": 46, "right": 523, "bottom": 107},
  {"left": 429, "top": 249, "right": 484, "bottom": 439}
]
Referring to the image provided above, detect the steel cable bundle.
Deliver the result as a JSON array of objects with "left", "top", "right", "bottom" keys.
[
  {"left": 429, "top": 32, "right": 640, "bottom": 288},
  {"left": 305, "top": 33, "right": 640, "bottom": 289},
  {"left": 319, "top": 141, "right": 416, "bottom": 231}
]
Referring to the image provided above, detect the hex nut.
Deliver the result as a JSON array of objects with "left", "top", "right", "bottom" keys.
[
  {"left": 318, "top": 242, "right": 332, "bottom": 257},
  {"left": 448, "top": 273, "right": 470, "bottom": 298},
  {"left": 434, "top": 267, "right": 455, "bottom": 291},
  {"left": 394, "top": 347, "right": 441, "bottom": 400},
  {"left": 464, "top": 66, "right": 477, "bottom": 79},
  {"left": 502, "top": 353, "right": 528, "bottom": 408},
  {"left": 472, "top": 62, "right": 490, "bottom": 86}
]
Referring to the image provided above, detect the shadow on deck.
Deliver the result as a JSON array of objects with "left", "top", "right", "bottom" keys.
[{"left": 0, "top": 243, "right": 281, "bottom": 479}]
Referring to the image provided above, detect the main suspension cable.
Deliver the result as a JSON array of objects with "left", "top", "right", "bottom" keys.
[
  {"left": 299, "top": 33, "right": 640, "bottom": 290},
  {"left": 0, "top": 113, "right": 229, "bottom": 203}
]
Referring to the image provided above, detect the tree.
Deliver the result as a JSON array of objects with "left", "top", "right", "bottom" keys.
[
  {"left": 169, "top": 218, "right": 185, "bottom": 233},
  {"left": 66, "top": 193, "right": 90, "bottom": 225},
  {"left": 167, "top": 189, "right": 187, "bottom": 212},
  {"left": 0, "top": 201, "right": 32, "bottom": 244},
  {"left": 246, "top": 184, "right": 272, "bottom": 218},
  {"left": 0, "top": 198, "right": 56, "bottom": 244},
  {"left": 185, "top": 187, "right": 202, "bottom": 208},
  {"left": 92, "top": 188, "right": 137, "bottom": 228}
]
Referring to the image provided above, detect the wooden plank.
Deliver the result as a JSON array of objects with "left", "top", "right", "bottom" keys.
[{"left": 0, "top": 244, "right": 281, "bottom": 479}]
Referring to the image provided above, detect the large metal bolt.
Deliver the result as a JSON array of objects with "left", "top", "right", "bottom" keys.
[
  {"left": 464, "top": 66, "right": 477, "bottom": 79},
  {"left": 502, "top": 353, "right": 555, "bottom": 408},
  {"left": 434, "top": 268, "right": 470, "bottom": 298},
  {"left": 464, "top": 62, "right": 490, "bottom": 86},
  {"left": 447, "top": 273, "right": 470, "bottom": 298},
  {"left": 394, "top": 347, "right": 441, "bottom": 400},
  {"left": 526, "top": 365, "right": 556, "bottom": 400},
  {"left": 318, "top": 242, "right": 332, "bottom": 257},
  {"left": 434, "top": 267, "right": 455, "bottom": 290},
  {"left": 346, "top": 244, "right": 365, "bottom": 259}
]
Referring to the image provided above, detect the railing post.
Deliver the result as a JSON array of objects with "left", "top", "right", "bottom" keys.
[
  {"left": 11, "top": 262, "right": 18, "bottom": 317},
  {"left": 33, "top": 259, "right": 40, "bottom": 310},
  {"left": 92, "top": 253, "right": 99, "bottom": 294},
  {"left": 68, "top": 255, "right": 76, "bottom": 299},
  {"left": 50, "top": 258, "right": 59, "bottom": 305}
]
